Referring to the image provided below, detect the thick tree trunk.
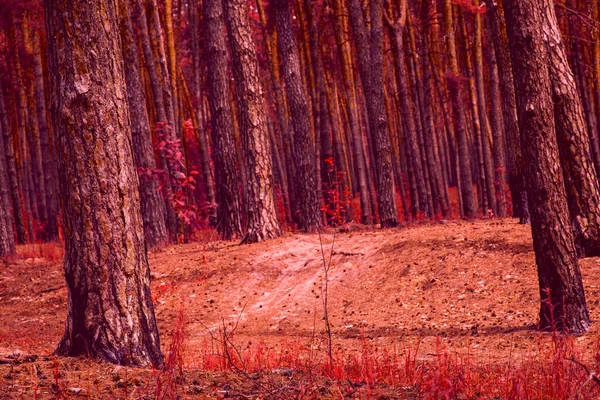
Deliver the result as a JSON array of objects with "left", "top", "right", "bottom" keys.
[
  {"left": 45, "top": 0, "right": 163, "bottom": 365},
  {"left": 487, "top": 0, "right": 530, "bottom": 223},
  {"left": 504, "top": 0, "right": 590, "bottom": 334},
  {"left": 272, "top": 0, "right": 322, "bottom": 232},
  {"left": 541, "top": 0, "right": 600, "bottom": 258},
  {"left": 204, "top": 0, "right": 243, "bottom": 239},
  {"left": 441, "top": 0, "right": 475, "bottom": 219},
  {"left": 225, "top": 0, "right": 281, "bottom": 243},
  {"left": 118, "top": 0, "right": 169, "bottom": 248}
]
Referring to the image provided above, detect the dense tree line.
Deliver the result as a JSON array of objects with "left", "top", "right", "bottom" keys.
[{"left": 0, "top": 0, "right": 598, "bottom": 363}]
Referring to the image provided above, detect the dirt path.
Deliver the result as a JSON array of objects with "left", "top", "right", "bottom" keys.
[{"left": 2, "top": 219, "right": 600, "bottom": 397}]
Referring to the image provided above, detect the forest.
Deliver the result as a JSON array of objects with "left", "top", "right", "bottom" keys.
[{"left": 0, "top": 0, "right": 600, "bottom": 398}]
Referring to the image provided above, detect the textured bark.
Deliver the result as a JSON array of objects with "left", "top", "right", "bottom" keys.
[
  {"left": 504, "top": 0, "right": 590, "bottom": 334},
  {"left": 348, "top": 0, "right": 399, "bottom": 227},
  {"left": 540, "top": 1, "right": 600, "bottom": 258},
  {"left": 487, "top": 0, "right": 530, "bottom": 223},
  {"left": 225, "top": 0, "right": 281, "bottom": 243},
  {"left": 331, "top": 0, "right": 371, "bottom": 224},
  {"left": 0, "top": 106, "right": 15, "bottom": 257},
  {"left": 441, "top": 0, "right": 475, "bottom": 219},
  {"left": 45, "top": 0, "right": 163, "bottom": 365},
  {"left": 204, "top": 0, "right": 243, "bottom": 239},
  {"left": 0, "top": 83, "right": 25, "bottom": 244},
  {"left": 592, "top": 1, "right": 600, "bottom": 176},
  {"left": 118, "top": 0, "right": 169, "bottom": 249},
  {"left": 272, "top": 0, "right": 322, "bottom": 232}
]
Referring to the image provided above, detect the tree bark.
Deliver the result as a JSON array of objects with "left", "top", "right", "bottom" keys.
[
  {"left": 204, "top": 0, "right": 243, "bottom": 239},
  {"left": 504, "top": 0, "right": 590, "bottom": 334},
  {"left": 487, "top": 0, "right": 530, "bottom": 223},
  {"left": 441, "top": 0, "right": 476, "bottom": 219},
  {"left": 486, "top": 27, "right": 508, "bottom": 218},
  {"left": 348, "top": 0, "right": 399, "bottom": 227},
  {"left": 45, "top": 0, "right": 163, "bottom": 365},
  {"left": 541, "top": 0, "right": 600, "bottom": 258},
  {"left": 331, "top": 0, "right": 372, "bottom": 224},
  {"left": 118, "top": 0, "right": 170, "bottom": 248},
  {"left": 271, "top": 0, "right": 322, "bottom": 232},
  {"left": 0, "top": 82, "right": 25, "bottom": 244},
  {"left": 225, "top": 0, "right": 282, "bottom": 243},
  {"left": 0, "top": 106, "right": 15, "bottom": 257}
]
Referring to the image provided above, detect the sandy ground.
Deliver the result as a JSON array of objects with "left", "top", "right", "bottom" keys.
[{"left": 2, "top": 219, "right": 600, "bottom": 398}]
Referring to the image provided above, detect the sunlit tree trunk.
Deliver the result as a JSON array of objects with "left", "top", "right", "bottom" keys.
[
  {"left": 504, "top": 0, "right": 590, "bottom": 334},
  {"left": 45, "top": 0, "right": 164, "bottom": 365}
]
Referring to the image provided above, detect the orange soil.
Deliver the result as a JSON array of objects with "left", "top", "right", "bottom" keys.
[{"left": 1, "top": 219, "right": 600, "bottom": 398}]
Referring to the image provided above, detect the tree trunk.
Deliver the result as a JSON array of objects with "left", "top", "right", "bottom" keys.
[
  {"left": 348, "top": 0, "right": 399, "bottom": 227},
  {"left": 225, "top": 0, "right": 282, "bottom": 243},
  {"left": 387, "top": 5, "right": 427, "bottom": 221},
  {"left": 487, "top": 0, "right": 530, "bottom": 223},
  {"left": 472, "top": 2, "right": 497, "bottom": 216},
  {"left": 0, "top": 83, "right": 26, "bottom": 244},
  {"left": 504, "top": 0, "right": 590, "bottom": 334},
  {"left": 486, "top": 27, "right": 508, "bottom": 218},
  {"left": 331, "top": 0, "right": 372, "bottom": 224},
  {"left": 441, "top": 0, "right": 476, "bottom": 219},
  {"left": 271, "top": 0, "right": 322, "bottom": 232},
  {"left": 0, "top": 108, "right": 15, "bottom": 257},
  {"left": 203, "top": 0, "right": 243, "bottom": 239},
  {"left": 190, "top": 0, "right": 218, "bottom": 225},
  {"left": 118, "top": 0, "right": 170, "bottom": 248},
  {"left": 32, "top": 30, "right": 60, "bottom": 240},
  {"left": 45, "top": 0, "right": 164, "bottom": 365},
  {"left": 541, "top": 0, "right": 600, "bottom": 258}
]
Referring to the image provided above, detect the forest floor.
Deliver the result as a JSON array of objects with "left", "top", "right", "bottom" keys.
[{"left": 2, "top": 219, "right": 600, "bottom": 399}]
